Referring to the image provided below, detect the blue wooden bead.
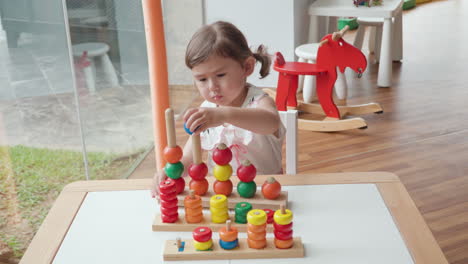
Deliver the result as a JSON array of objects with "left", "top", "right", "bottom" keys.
[
  {"left": 219, "top": 239, "right": 238, "bottom": 250},
  {"left": 184, "top": 123, "right": 193, "bottom": 135}
]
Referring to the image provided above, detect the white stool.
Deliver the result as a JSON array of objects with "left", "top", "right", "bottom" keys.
[
  {"left": 354, "top": 17, "right": 384, "bottom": 63},
  {"left": 295, "top": 43, "right": 348, "bottom": 104},
  {"left": 72, "top": 42, "right": 119, "bottom": 93}
]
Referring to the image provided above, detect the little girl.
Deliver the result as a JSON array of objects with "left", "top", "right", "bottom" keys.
[{"left": 153, "top": 21, "right": 285, "bottom": 196}]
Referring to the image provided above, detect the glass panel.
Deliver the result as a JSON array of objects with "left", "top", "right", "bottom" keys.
[
  {"left": 65, "top": 0, "right": 151, "bottom": 180},
  {"left": 0, "top": 0, "right": 85, "bottom": 261},
  {"left": 0, "top": 0, "right": 203, "bottom": 261}
]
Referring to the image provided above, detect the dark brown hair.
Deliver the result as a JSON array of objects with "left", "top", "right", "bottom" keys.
[{"left": 185, "top": 21, "right": 271, "bottom": 79}]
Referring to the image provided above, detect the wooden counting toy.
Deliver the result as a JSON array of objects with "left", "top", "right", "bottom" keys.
[
  {"left": 184, "top": 190, "right": 203, "bottom": 223},
  {"left": 273, "top": 205, "right": 294, "bottom": 249},
  {"left": 212, "top": 143, "right": 234, "bottom": 196},
  {"left": 237, "top": 160, "right": 257, "bottom": 198},
  {"left": 188, "top": 134, "right": 209, "bottom": 195},
  {"left": 163, "top": 221, "right": 304, "bottom": 261},
  {"left": 159, "top": 179, "right": 179, "bottom": 223},
  {"left": 246, "top": 209, "right": 267, "bottom": 249},
  {"left": 210, "top": 194, "right": 229, "bottom": 223},
  {"left": 153, "top": 195, "right": 274, "bottom": 232},
  {"left": 163, "top": 108, "right": 185, "bottom": 194},
  {"left": 218, "top": 220, "right": 239, "bottom": 250}
]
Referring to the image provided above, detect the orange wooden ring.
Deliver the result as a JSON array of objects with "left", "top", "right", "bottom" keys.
[
  {"left": 163, "top": 146, "right": 183, "bottom": 163},
  {"left": 247, "top": 223, "right": 266, "bottom": 233},
  {"left": 184, "top": 196, "right": 202, "bottom": 208},
  {"left": 219, "top": 226, "right": 238, "bottom": 242},
  {"left": 247, "top": 229, "right": 266, "bottom": 241},
  {"left": 185, "top": 206, "right": 203, "bottom": 216},
  {"left": 247, "top": 238, "right": 266, "bottom": 249},
  {"left": 189, "top": 179, "right": 209, "bottom": 196},
  {"left": 186, "top": 213, "right": 203, "bottom": 223},
  {"left": 274, "top": 238, "right": 294, "bottom": 249}
]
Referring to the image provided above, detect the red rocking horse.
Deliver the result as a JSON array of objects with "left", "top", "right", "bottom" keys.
[{"left": 266, "top": 27, "right": 383, "bottom": 132}]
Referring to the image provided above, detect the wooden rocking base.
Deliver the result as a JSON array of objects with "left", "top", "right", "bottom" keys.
[
  {"left": 153, "top": 213, "right": 274, "bottom": 232},
  {"left": 175, "top": 189, "right": 288, "bottom": 210},
  {"left": 264, "top": 88, "right": 383, "bottom": 132},
  {"left": 163, "top": 237, "right": 304, "bottom": 261}
]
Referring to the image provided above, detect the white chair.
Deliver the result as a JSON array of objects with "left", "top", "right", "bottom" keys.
[
  {"left": 295, "top": 43, "right": 348, "bottom": 104},
  {"left": 72, "top": 42, "right": 119, "bottom": 93},
  {"left": 353, "top": 17, "right": 384, "bottom": 63}
]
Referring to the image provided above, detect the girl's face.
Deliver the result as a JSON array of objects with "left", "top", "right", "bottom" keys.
[{"left": 191, "top": 55, "right": 254, "bottom": 107}]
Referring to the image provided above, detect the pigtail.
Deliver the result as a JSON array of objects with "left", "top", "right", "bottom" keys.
[{"left": 252, "top": 44, "right": 271, "bottom": 79}]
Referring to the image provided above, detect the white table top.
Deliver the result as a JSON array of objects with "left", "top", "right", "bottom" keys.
[
  {"left": 53, "top": 184, "right": 413, "bottom": 264},
  {"left": 309, "top": 0, "right": 403, "bottom": 18}
]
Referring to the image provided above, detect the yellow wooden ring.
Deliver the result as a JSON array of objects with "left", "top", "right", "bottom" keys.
[
  {"left": 210, "top": 194, "right": 228, "bottom": 209},
  {"left": 210, "top": 207, "right": 229, "bottom": 215},
  {"left": 247, "top": 209, "right": 267, "bottom": 225},
  {"left": 211, "top": 213, "right": 229, "bottom": 223},
  {"left": 194, "top": 239, "right": 213, "bottom": 251},
  {"left": 274, "top": 209, "right": 293, "bottom": 225},
  {"left": 213, "top": 164, "right": 232, "bottom": 181}
]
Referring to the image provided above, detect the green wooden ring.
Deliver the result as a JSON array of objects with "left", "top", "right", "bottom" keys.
[{"left": 164, "top": 161, "right": 184, "bottom": 179}]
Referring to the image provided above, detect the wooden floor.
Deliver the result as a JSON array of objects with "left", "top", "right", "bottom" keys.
[{"left": 130, "top": 1, "right": 468, "bottom": 263}]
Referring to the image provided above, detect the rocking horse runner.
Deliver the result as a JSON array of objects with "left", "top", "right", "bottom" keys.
[{"left": 267, "top": 26, "right": 383, "bottom": 132}]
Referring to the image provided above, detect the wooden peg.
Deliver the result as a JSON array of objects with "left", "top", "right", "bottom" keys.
[
  {"left": 280, "top": 204, "right": 286, "bottom": 214},
  {"left": 176, "top": 237, "right": 182, "bottom": 248},
  {"left": 192, "top": 134, "right": 202, "bottom": 164},
  {"left": 226, "top": 220, "right": 231, "bottom": 231},
  {"left": 189, "top": 189, "right": 195, "bottom": 199},
  {"left": 165, "top": 108, "right": 176, "bottom": 148}
]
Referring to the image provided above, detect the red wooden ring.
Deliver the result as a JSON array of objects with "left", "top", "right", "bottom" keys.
[
  {"left": 188, "top": 163, "right": 208, "bottom": 180},
  {"left": 274, "top": 229, "right": 293, "bottom": 241},
  {"left": 160, "top": 198, "right": 178, "bottom": 209},
  {"left": 159, "top": 179, "right": 176, "bottom": 193},
  {"left": 193, "top": 227, "right": 212, "bottom": 242},
  {"left": 273, "top": 221, "right": 293, "bottom": 232},
  {"left": 160, "top": 206, "right": 178, "bottom": 216},
  {"left": 263, "top": 209, "right": 274, "bottom": 223},
  {"left": 159, "top": 191, "right": 177, "bottom": 202},
  {"left": 161, "top": 213, "right": 178, "bottom": 223},
  {"left": 173, "top": 177, "right": 185, "bottom": 194}
]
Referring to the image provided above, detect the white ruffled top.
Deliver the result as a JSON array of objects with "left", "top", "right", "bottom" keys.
[{"left": 200, "top": 85, "right": 285, "bottom": 175}]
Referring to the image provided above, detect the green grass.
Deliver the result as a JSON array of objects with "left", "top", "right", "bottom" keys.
[{"left": 0, "top": 145, "right": 139, "bottom": 259}]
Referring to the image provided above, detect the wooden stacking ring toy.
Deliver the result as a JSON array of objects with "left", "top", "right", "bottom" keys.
[
  {"left": 194, "top": 239, "right": 213, "bottom": 251},
  {"left": 247, "top": 223, "right": 267, "bottom": 233},
  {"left": 193, "top": 227, "right": 212, "bottom": 242},
  {"left": 247, "top": 238, "right": 267, "bottom": 249},
  {"left": 219, "top": 239, "right": 238, "bottom": 250},
  {"left": 274, "top": 208, "right": 293, "bottom": 225},
  {"left": 163, "top": 145, "right": 183, "bottom": 164},
  {"left": 274, "top": 238, "right": 294, "bottom": 249},
  {"left": 247, "top": 209, "right": 267, "bottom": 225},
  {"left": 273, "top": 221, "right": 293, "bottom": 232},
  {"left": 210, "top": 195, "right": 227, "bottom": 208},
  {"left": 213, "top": 164, "right": 233, "bottom": 181}
]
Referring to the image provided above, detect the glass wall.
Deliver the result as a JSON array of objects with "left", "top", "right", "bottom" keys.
[{"left": 0, "top": 0, "right": 201, "bottom": 262}]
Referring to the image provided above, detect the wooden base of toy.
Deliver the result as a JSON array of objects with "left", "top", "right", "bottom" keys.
[
  {"left": 153, "top": 213, "right": 274, "bottom": 232},
  {"left": 163, "top": 237, "right": 304, "bottom": 261},
  {"left": 176, "top": 189, "right": 288, "bottom": 210},
  {"left": 264, "top": 88, "right": 383, "bottom": 132}
]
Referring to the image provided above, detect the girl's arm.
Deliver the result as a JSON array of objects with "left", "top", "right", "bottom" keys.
[
  {"left": 185, "top": 96, "right": 281, "bottom": 135},
  {"left": 221, "top": 96, "right": 281, "bottom": 135}
]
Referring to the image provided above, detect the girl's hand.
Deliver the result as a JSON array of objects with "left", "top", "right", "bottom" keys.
[
  {"left": 184, "top": 107, "right": 225, "bottom": 135},
  {"left": 151, "top": 170, "right": 167, "bottom": 199}
]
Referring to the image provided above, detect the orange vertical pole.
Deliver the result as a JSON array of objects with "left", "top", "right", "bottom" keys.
[{"left": 142, "top": 0, "right": 169, "bottom": 169}]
